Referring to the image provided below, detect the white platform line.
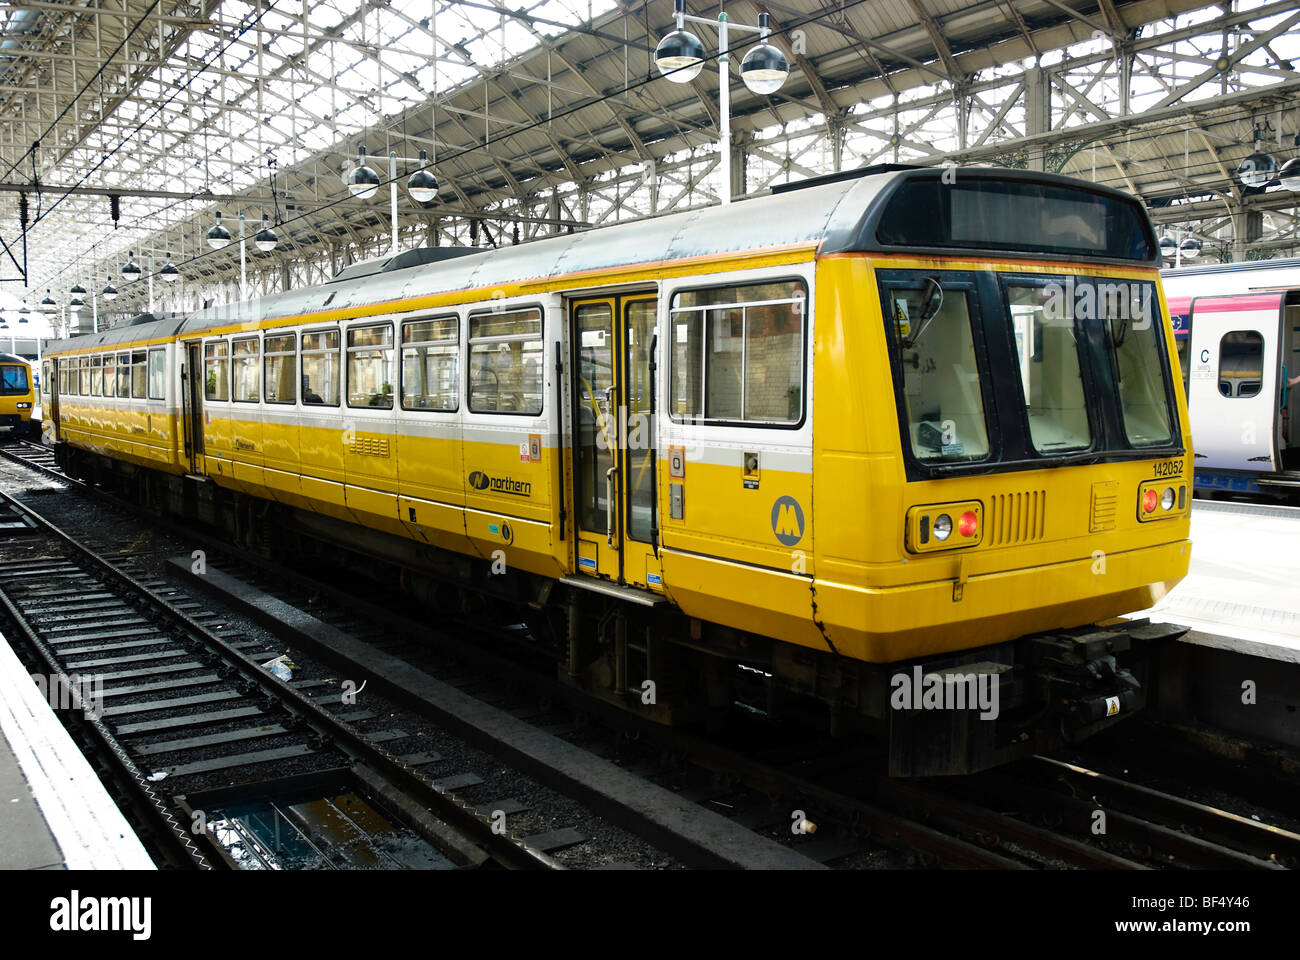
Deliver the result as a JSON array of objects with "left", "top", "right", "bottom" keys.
[{"left": 0, "top": 630, "right": 155, "bottom": 870}]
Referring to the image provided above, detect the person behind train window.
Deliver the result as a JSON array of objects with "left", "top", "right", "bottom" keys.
[{"left": 302, "top": 374, "right": 323, "bottom": 404}]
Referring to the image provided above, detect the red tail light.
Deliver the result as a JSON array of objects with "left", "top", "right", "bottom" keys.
[
  {"left": 1142, "top": 489, "right": 1158, "bottom": 514},
  {"left": 958, "top": 511, "right": 978, "bottom": 537}
]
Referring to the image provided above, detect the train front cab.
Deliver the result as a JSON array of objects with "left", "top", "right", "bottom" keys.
[
  {"left": 0, "top": 354, "right": 36, "bottom": 436},
  {"left": 1183, "top": 290, "right": 1300, "bottom": 495},
  {"left": 805, "top": 173, "right": 1194, "bottom": 775}
]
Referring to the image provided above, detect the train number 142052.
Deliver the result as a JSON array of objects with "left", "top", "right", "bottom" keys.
[{"left": 1152, "top": 459, "right": 1183, "bottom": 478}]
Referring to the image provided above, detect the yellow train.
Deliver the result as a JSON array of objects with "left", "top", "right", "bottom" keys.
[
  {"left": 1, "top": 353, "right": 37, "bottom": 437},
  {"left": 43, "top": 167, "right": 1191, "bottom": 774}
]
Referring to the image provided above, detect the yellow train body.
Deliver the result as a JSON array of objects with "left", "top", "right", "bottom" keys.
[{"left": 43, "top": 167, "right": 1192, "bottom": 773}]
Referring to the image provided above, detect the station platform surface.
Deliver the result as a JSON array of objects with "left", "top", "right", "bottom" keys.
[
  {"left": 0, "top": 629, "right": 154, "bottom": 870},
  {"left": 1129, "top": 499, "right": 1300, "bottom": 663}
]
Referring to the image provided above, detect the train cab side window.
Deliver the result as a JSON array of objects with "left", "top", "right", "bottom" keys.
[
  {"left": 148, "top": 349, "right": 166, "bottom": 400},
  {"left": 90, "top": 355, "right": 103, "bottom": 397},
  {"left": 1101, "top": 280, "right": 1174, "bottom": 446},
  {"left": 232, "top": 338, "right": 261, "bottom": 402},
  {"left": 402, "top": 316, "right": 459, "bottom": 411},
  {"left": 1218, "top": 331, "right": 1264, "bottom": 398},
  {"left": 301, "top": 330, "right": 340, "bottom": 406},
  {"left": 204, "top": 340, "right": 230, "bottom": 401},
  {"left": 264, "top": 334, "right": 296, "bottom": 404},
  {"left": 468, "top": 308, "right": 543, "bottom": 415},
  {"left": 669, "top": 280, "right": 806, "bottom": 425},
  {"left": 103, "top": 354, "right": 117, "bottom": 399},
  {"left": 886, "top": 283, "right": 991, "bottom": 461},
  {"left": 347, "top": 324, "right": 394, "bottom": 408},
  {"left": 117, "top": 352, "right": 131, "bottom": 398},
  {"left": 1004, "top": 282, "right": 1092, "bottom": 454}
]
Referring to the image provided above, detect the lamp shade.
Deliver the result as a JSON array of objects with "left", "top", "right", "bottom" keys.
[
  {"left": 740, "top": 42, "right": 789, "bottom": 95},
  {"left": 654, "top": 30, "right": 705, "bottom": 83}
]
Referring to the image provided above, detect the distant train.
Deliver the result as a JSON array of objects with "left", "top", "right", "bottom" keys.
[
  {"left": 40, "top": 166, "right": 1191, "bottom": 775},
  {"left": 0, "top": 353, "right": 36, "bottom": 436},
  {"left": 1162, "top": 258, "right": 1300, "bottom": 497}
]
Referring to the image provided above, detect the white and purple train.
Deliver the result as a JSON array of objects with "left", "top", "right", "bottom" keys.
[{"left": 1163, "top": 257, "right": 1300, "bottom": 497}]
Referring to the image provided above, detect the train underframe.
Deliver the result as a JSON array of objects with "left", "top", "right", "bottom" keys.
[{"left": 58, "top": 443, "right": 1187, "bottom": 777}]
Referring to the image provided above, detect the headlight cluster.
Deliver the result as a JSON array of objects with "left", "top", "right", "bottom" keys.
[
  {"left": 1137, "top": 478, "right": 1187, "bottom": 522},
  {"left": 907, "top": 500, "right": 983, "bottom": 553}
]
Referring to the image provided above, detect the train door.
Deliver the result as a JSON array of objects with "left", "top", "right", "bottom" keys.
[
  {"left": 1285, "top": 293, "right": 1300, "bottom": 470},
  {"left": 181, "top": 341, "right": 205, "bottom": 473},
  {"left": 569, "top": 293, "right": 660, "bottom": 589},
  {"left": 1186, "top": 292, "right": 1285, "bottom": 472},
  {"left": 44, "top": 359, "right": 59, "bottom": 441}
]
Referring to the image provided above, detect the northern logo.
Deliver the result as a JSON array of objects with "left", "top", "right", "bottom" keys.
[
  {"left": 468, "top": 470, "right": 532, "bottom": 497},
  {"left": 771, "top": 496, "right": 805, "bottom": 546}
]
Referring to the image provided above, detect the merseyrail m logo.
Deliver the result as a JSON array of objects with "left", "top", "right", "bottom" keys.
[{"left": 771, "top": 496, "right": 805, "bottom": 546}]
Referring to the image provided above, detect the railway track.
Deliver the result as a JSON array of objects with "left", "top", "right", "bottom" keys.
[
  {"left": 4, "top": 437, "right": 1299, "bottom": 870},
  {"left": 0, "top": 481, "right": 566, "bottom": 870}
]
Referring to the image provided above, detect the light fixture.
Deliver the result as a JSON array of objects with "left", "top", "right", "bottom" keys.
[
  {"left": 1179, "top": 235, "right": 1202, "bottom": 260},
  {"left": 1158, "top": 234, "right": 1177, "bottom": 257},
  {"left": 206, "top": 211, "right": 232, "bottom": 249},
  {"left": 70, "top": 282, "right": 86, "bottom": 296},
  {"left": 407, "top": 149, "right": 439, "bottom": 204},
  {"left": 102, "top": 277, "right": 119, "bottom": 301},
  {"left": 739, "top": 13, "right": 789, "bottom": 95},
  {"left": 347, "top": 144, "right": 380, "bottom": 199},
  {"left": 654, "top": 0, "right": 705, "bottom": 83},
  {"left": 1281, "top": 134, "right": 1300, "bottom": 192},
  {"left": 40, "top": 290, "right": 57, "bottom": 314},
  {"left": 69, "top": 297, "right": 84, "bottom": 314},
  {"left": 160, "top": 253, "right": 180, "bottom": 283},
  {"left": 1237, "top": 126, "right": 1278, "bottom": 189},
  {"left": 254, "top": 213, "right": 278, "bottom": 252},
  {"left": 122, "top": 252, "right": 141, "bottom": 279},
  {"left": 19, "top": 301, "right": 30, "bottom": 316}
]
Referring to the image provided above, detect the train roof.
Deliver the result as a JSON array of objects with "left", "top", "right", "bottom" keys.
[
  {"left": 0, "top": 352, "right": 31, "bottom": 365},
  {"left": 1162, "top": 256, "right": 1300, "bottom": 278},
  {"left": 44, "top": 166, "right": 1157, "bottom": 355}
]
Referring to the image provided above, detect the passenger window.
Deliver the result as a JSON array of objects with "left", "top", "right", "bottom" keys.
[
  {"left": 468, "top": 308, "right": 543, "bottom": 415},
  {"left": 232, "top": 338, "right": 260, "bottom": 402},
  {"left": 264, "top": 334, "right": 296, "bottom": 404},
  {"left": 90, "top": 355, "right": 103, "bottom": 397},
  {"left": 1219, "top": 331, "right": 1264, "bottom": 399},
  {"left": 347, "top": 324, "right": 394, "bottom": 408},
  {"left": 103, "top": 354, "right": 117, "bottom": 398},
  {"left": 204, "top": 341, "right": 230, "bottom": 401},
  {"left": 669, "top": 280, "right": 806, "bottom": 424},
  {"left": 117, "top": 352, "right": 131, "bottom": 398},
  {"left": 1005, "top": 282, "right": 1091, "bottom": 454},
  {"left": 402, "top": 317, "right": 458, "bottom": 411},
  {"left": 78, "top": 357, "right": 88, "bottom": 395},
  {"left": 59, "top": 363, "right": 68, "bottom": 396},
  {"left": 148, "top": 349, "right": 166, "bottom": 400},
  {"left": 131, "top": 351, "right": 147, "bottom": 399},
  {"left": 886, "top": 282, "right": 991, "bottom": 461},
  {"left": 301, "top": 330, "right": 340, "bottom": 405}
]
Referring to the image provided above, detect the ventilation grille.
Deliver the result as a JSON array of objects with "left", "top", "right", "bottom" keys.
[
  {"left": 987, "top": 490, "right": 1047, "bottom": 545},
  {"left": 1090, "top": 480, "right": 1118, "bottom": 533}
]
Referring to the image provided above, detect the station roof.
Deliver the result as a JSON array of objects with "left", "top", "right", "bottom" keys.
[{"left": 1, "top": 0, "right": 1297, "bottom": 325}]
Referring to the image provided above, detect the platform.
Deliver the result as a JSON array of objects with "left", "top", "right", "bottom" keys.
[
  {"left": 0, "top": 628, "right": 155, "bottom": 870},
  {"left": 1128, "top": 499, "right": 1300, "bottom": 663}
]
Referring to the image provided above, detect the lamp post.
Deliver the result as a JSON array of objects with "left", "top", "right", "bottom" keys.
[
  {"left": 654, "top": 0, "right": 790, "bottom": 205},
  {"left": 1160, "top": 226, "right": 1202, "bottom": 268}
]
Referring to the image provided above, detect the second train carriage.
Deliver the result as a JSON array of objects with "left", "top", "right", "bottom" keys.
[
  {"left": 43, "top": 166, "right": 1192, "bottom": 774},
  {"left": 1, "top": 352, "right": 37, "bottom": 437},
  {"left": 1162, "top": 258, "right": 1300, "bottom": 498}
]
